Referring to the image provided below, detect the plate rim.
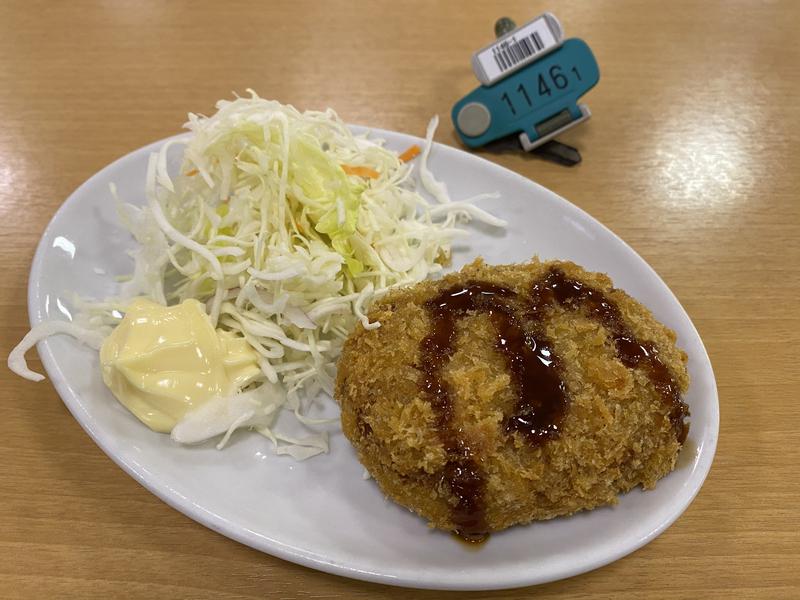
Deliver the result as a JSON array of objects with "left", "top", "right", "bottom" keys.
[{"left": 28, "top": 128, "right": 719, "bottom": 591}]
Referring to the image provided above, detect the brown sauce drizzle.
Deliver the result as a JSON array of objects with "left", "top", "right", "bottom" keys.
[
  {"left": 419, "top": 282, "right": 567, "bottom": 541},
  {"left": 529, "top": 268, "right": 689, "bottom": 443},
  {"left": 417, "top": 267, "right": 688, "bottom": 542}
]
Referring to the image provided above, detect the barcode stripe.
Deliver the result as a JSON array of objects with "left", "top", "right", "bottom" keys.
[
  {"left": 497, "top": 49, "right": 509, "bottom": 70},
  {"left": 520, "top": 37, "right": 534, "bottom": 57}
]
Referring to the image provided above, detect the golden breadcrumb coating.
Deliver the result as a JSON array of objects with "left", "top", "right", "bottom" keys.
[{"left": 335, "top": 258, "right": 690, "bottom": 534}]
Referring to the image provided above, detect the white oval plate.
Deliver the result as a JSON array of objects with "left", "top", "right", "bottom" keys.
[{"left": 29, "top": 127, "right": 718, "bottom": 591}]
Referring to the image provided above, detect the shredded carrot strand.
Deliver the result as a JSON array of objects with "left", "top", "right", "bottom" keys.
[
  {"left": 398, "top": 144, "right": 421, "bottom": 162},
  {"left": 184, "top": 168, "right": 199, "bottom": 177},
  {"left": 341, "top": 164, "right": 380, "bottom": 179}
]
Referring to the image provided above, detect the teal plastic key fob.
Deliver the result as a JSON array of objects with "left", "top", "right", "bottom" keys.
[{"left": 452, "top": 38, "right": 600, "bottom": 151}]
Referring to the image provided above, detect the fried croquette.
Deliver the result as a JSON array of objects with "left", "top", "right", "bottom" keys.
[{"left": 335, "top": 258, "right": 690, "bottom": 539}]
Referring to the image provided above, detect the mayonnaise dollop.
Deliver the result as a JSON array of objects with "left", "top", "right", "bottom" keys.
[{"left": 100, "top": 298, "right": 261, "bottom": 432}]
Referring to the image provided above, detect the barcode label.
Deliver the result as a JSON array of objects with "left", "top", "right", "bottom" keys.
[
  {"left": 473, "top": 16, "right": 560, "bottom": 85},
  {"left": 493, "top": 31, "right": 545, "bottom": 72}
]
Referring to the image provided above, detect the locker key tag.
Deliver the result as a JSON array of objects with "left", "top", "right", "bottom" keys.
[{"left": 452, "top": 14, "right": 599, "bottom": 166}]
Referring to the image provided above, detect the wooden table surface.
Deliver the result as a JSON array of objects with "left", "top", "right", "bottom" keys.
[{"left": 2, "top": 1, "right": 798, "bottom": 598}]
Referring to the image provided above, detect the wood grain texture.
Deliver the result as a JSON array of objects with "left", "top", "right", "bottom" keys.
[{"left": 1, "top": 0, "right": 798, "bottom": 597}]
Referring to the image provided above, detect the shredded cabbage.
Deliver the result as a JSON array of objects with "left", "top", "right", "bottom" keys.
[
  {"left": 10, "top": 91, "right": 505, "bottom": 459},
  {"left": 7, "top": 322, "right": 105, "bottom": 381}
]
